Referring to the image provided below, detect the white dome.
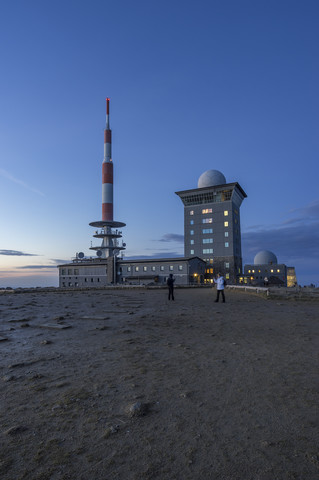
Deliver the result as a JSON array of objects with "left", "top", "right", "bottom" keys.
[
  {"left": 254, "top": 250, "right": 278, "bottom": 265},
  {"left": 198, "top": 170, "right": 226, "bottom": 188}
]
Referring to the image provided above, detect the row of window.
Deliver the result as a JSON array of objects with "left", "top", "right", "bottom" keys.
[
  {"left": 190, "top": 222, "right": 229, "bottom": 229},
  {"left": 190, "top": 210, "right": 229, "bottom": 216},
  {"left": 190, "top": 242, "right": 229, "bottom": 255},
  {"left": 247, "top": 269, "right": 281, "bottom": 273},
  {"left": 124, "top": 265, "right": 184, "bottom": 273},
  {"left": 61, "top": 269, "right": 80, "bottom": 275},
  {"left": 191, "top": 233, "right": 229, "bottom": 243}
]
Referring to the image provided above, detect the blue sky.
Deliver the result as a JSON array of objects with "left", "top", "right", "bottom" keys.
[{"left": 0, "top": 0, "right": 318, "bottom": 287}]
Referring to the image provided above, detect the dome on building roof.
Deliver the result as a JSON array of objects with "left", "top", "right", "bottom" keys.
[
  {"left": 198, "top": 170, "right": 226, "bottom": 188},
  {"left": 254, "top": 250, "right": 278, "bottom": 265}
]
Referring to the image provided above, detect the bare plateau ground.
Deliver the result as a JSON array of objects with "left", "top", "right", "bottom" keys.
[{"left": 0, "top": 287, "right": 318, "bottom": 480}]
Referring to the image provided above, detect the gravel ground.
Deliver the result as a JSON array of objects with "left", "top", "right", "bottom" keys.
[{"left": 0, "top": 287, "right": 318, "bottom": 480}]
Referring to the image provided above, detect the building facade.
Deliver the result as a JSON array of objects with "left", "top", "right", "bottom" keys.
[
  {"left": 58, "top": 256, "right": 206, "bottom": 287},
  {"left": 176, "top": 170, "right": 247, "bottom": 284}
]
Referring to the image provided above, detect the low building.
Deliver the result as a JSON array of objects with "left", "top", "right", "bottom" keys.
[
  {"left": 242, "top": 250, "right": 297, "bottom": 287},
  {"left": 58, "top": 256, "right": 206, "bottom": 288},
  {"left": 118, "top": 256, "right": 206, "bottom": 285}
]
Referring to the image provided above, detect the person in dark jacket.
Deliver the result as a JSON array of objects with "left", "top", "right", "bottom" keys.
[{"left": 167, "top": 274, "right": 175, "bottom": 300}]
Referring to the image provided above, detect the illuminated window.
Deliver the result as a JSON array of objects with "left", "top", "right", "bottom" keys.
[
  {"left": 202, "top": 218, "right": 213, "bottom": 224},
  {"left": 277, "top": 269, "right": 280, "bottom": 273},
  {"left": 190, "top": 210, "right": 194, "bottom": 215},
  {"left": 190, "top": 220, "right": 194, "bottom": 225},
  {"left": 135, "top": 266, "right": 139, "bottom": 272},
  {"left": 178, "top": 265, "right": 183, "bottom": 271},
  {"left": 127, "top": 266, "right": 131, "bottom": 272},
  {"left": 151, "top": 266, "right": 156, "bottom": 271},
  {"left": 248, "top": 270, "right": 251, "bottom": 273},
  {"left": 160, "top": 266, "right": 164, "bottom": 271},
  {"left": 225, "top": 242, "right": 229, "bottom": 247},
  {"left": 252, "top": 270, "right": 255, "bottom": 273},
  {"left": 224, "top": 211, "right": 229, "bottom": 216},
  {"left": 143, "top": 266, "right": 147, "bottom": 272},
  {"left": 190, "top": 249, "right": 194, "bottom": 255},
  {"left": 203, "top": 228, "right": 213, "bottom": 234},
  {"left": 190, "top": 239, "right": 194, "bottom": 245},
  {"left": 271, "top": 269, "right": 274, "bottom": 273},
  {"left": 203, "top": 238, "right": 213, "bottom": 244},
  {"left": 225, "top": 232, "right": 229, "bottom": 237},
  {"left": 203, "top": 248, "right": 213, "bottom": 254},
  {"left": 224, "top": 221, "right": 228, "bottom": 227},
  {"left": 225, "top": 273, "right": 230, "bottom": 280},
  {"left": 169, "top": 266, "right": 174, "bottom": 271},
  {"left": 202, "top": 208, "right": 212, "bottom": 214},
  {"left": 209, "top": 258, "right": 213, "bottom": 264},
  {"left": 225, "top": 262, "right": 229, "bottom": 269},
  {"left": 190, "top": 230, "right": 194, "bottom": 235}
]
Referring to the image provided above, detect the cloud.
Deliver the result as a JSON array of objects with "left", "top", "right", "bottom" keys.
[
  {"left": 125, "top": 252, "right": 183, "bottom": 260},
  {"left": 17, "top": 265, "right": 58, "bottom": 269},
  {"left": 0, "top": 250, "right": 39, "bottom": 256},
  {"left": 158, "top": 233, "right": 184, "bottom": 243},
  {"left": 0, "top": 168, "right": 44, "bottom": 196},
  {"left": 242, "top": 199, "right": 319, "bottom": 276}
]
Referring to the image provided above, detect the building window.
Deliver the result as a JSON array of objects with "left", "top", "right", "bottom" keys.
[
  {"left": 225, "top": 273, "right": 230, "bottom": 280},
  {"left": 68, "top": 269, "right": 72, "bottom": 275},
  {"left": 160, "top": 266, "right": 164, "bottom": 271},
  {"left": 190, "top": 210, "right": 194, "bottom": 215},
  {"left": 190, "top": 220, "right": 194, "bottom": 225},
  {"left": 190, "top": 249, "right": 194, "bottom": 255},
  {"left": 68, "top": 282, "right": 72, "bottom": 287},
  {"left": 202, "top": 218, "right": 213, "bottom": 224},
  {"left": 225, "top": 242, "right": 229, "bottom": 247},
  {"left": 91, "top": 278, "right": 94, "bottom": 282},
  {"left": 62, "top": 269, "right": 66, "bottom": 275},
  {"left": 203, "top": 248, "right": 213, "bottom": 254},
  {"left": 190, "top": 230, "right": 194, "bottom": 235},
  {"left": 135, "top": 266, "right": 139, "bottom": 272},
  {"left": 225, "top": 262, "right": 229, "bottom": 269},
  {"left": 169, "top": 266, "right": 174, "bottom": 271},
  {"left": 224, "top": 232, "right": 229, "bottom": 237},
  {"left": 203, "top": 228, "right": 213, "bottom": 234},
  {"left": 74, "top": 269, "right": 79, "bottom": 275},
  {"left": 224, "top": 221, "right": 228, "bottom": 227},
  {"left": 151, "top": 266, "right": 156, "bottom": 271},
  {"left": 277, "top": 269, "right": 280, "bottom": 273},
  {"left": 178, "top": 265, "right": 183, "bottom": 271},
  {"left": 84, "top": 278, "right": 87, "bottom": 282},
  {"left": 202, "top": 208, "right": 212, "bottom": 214},
  {"left": 143, "top": 266, "right": 147, "bottom": 272},
  {"left": 190, "top": 239, "right": 194, "bottom": 245},
  {"left": 127, "top": 266, "right": 131, "bottom": 272},
  {"left": 97, "top": 278, "right": 100, "bottom": 282},
  {"left": 224, "top": 211, "right": 229, "bottom": 216},
  {"left": 203, "top": 238, "right": 213, "bottom": 244}
]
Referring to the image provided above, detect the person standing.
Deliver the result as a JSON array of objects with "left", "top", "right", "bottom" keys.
[
  {"left": 167, "top": 274, "right": 175, "bottom": 301},
  {"left": 214, "top": 273, "right": 225, "bottom": 303}
]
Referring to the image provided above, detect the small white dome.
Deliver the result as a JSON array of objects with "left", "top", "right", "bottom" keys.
[
  {"left": 198, "top": 170, "right": 226, "bottom": 188},
  {"left": 254, "top": 250, "right": 278, "bottom": 265}
]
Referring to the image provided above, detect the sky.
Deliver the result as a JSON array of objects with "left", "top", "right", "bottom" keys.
[{"left": 0, "top": 0, "right": 318, "bottom": 288}]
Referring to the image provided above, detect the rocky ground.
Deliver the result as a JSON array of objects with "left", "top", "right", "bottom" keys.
[{"left": 0, "top": 287, "right": 318, "bottom": 480}]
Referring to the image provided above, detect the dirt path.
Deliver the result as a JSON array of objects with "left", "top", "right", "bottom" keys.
[{"left": 0, "top": 288, "right": 318, "bottom": 479}]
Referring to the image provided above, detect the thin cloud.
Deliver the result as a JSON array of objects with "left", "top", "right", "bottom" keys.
[
  {"left": 125, "top": 252, "right": 183, "bottom": 260},
  {"left": 158, "top": 233, "right": 184, "bottom": 243},
  {"left": 17, "top": 265, "right": 57, "bottom": 270},
  {"left": 0, "top": 168, "right": 44, "bottom": 196},
  {"left": 0, "top": 250, "right": 39, "bottom": 257}
]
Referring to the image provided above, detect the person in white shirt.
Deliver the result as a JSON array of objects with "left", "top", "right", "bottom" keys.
[{"left": 214, "top": 273, "right": 225, "bottom": 303}]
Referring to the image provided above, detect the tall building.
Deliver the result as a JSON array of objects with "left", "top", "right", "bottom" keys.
[{"left": 176, "top": 169, "right": 247, "bottom": 284}]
